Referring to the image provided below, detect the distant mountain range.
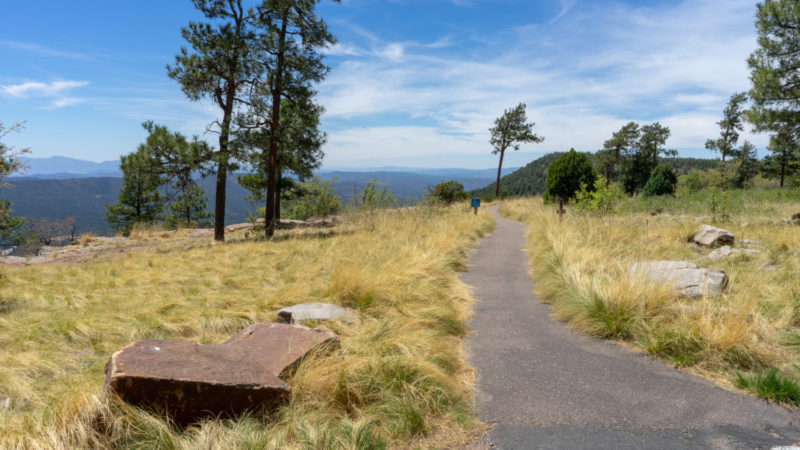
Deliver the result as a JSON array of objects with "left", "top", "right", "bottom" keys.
[
  {"left": 6, "top": 156, "right": 520, "bottom": 235},
  {"left": 21, "top": 156, "right": 121, "bottom": 178}
]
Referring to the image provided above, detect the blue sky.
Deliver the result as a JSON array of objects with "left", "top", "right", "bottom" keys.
[{"left": 1, "top": 0, "right": 764, "bottom": 169}]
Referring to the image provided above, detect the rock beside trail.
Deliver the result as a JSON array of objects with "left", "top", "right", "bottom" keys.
[
  {"left": 627, "top": 261, "right": 728, "bottom": 297},
  {"left": 105, "top": 323, "right": 338, "bottom": 424},
  {"left": 222, "top": 322, "right": 339, "bottom": 378},
  {"left": 226, "top": 216, "right": 341, "bottom": 233},
  {"left": 691, "top": 225, "right": 735, "bottom": 247},
  {"left": 277, "top": 303, "right": 357, "bottom": 324},
  {"left": 707, "top": 246, "right": 760, "bottom": 261}
]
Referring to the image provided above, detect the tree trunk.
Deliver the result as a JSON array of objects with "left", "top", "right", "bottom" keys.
[
  {"left": 494, "top": 148, "right": 505, "bottom": 200},
  {"left": 275, "top": 169, "right": 281, "bottom": 221},
  {"left": 780, "top": 158, "right": 786, "bottom": 188},
  {"left": 214, "top": 97, "right": 234, "bottom": 241},
  {"left": 265, "top": 11, "right": 288, "bottom": 238}
]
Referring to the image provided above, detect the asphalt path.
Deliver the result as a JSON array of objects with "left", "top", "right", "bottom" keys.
[{"left": 462, "top": 205, "right": 800, "bottom": 449}]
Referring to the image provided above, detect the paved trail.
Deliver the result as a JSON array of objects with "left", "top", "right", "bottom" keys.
[{"left": 462, "top": 206, "right": 800, "bottom": 449}]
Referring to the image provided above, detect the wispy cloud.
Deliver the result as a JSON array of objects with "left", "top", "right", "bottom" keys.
[
  {"left": 0, "top": 80, "right": 90, "bottom": 109},
  {"left": 1, "top": 80, "right": 89, "bottom": 97},
  {"left": 318, "top": 0, "right": 764, "bottom": 167},
  {"left": 0, "top": 40, "right": 92, "bottom": 60}
]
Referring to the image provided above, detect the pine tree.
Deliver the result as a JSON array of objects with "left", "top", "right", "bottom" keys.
[
  {"left": 490, "top": 103, "right": 544, "bottom": 200},
  {"left": 168, "top": 0, "right": 265, "bottom": 241},
  {"left": 762, "top": 129, "right": 800, "bottom": 187},
  {"left": 105, "top": 150, "right": 163, "bottom": 235},
  {"left": 748, "top": 0, "right": 800, "bottom": 137}
]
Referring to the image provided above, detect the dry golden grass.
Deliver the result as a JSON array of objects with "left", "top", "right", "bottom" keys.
[
  {"left": 0, "top": 205, "right": 493, "bottom": 449},
  {"left": 501, "top": 196, "right": 800, "bottom": 393}
]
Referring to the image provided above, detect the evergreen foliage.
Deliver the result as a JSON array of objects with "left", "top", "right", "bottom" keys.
[
  {"left": 706, "top": 92, "right": 749, "bottom": 189},
  {"left": 248, "top": 0, "right": 338, "bottom": 237},
  {"left": 762, "top": 129, "right": 800, "bottom": 187},
  {"left": 642, "top": 164, "right": 678, "bottom": 197},
  {"left": 732, "top": 141, "right": 760, "bottom": 189},
  {"left": 104, "top": 150, "right": 163, "bottom": 235},
  {"left": 489, "top": 103, "right": 544, "bottom": 199},
  {"left": 168, "top": 0, "right": 268, "bottom": 241},
  {"left": 286, "top": 176, "right": 341, "bottom": 220},
  {"left": 430, "top": 180, "right": 468, "bottom": 204},
  {"left": 105, "top": 124, "right": 214, "bottom": 234},
  {"left": 597, "top": 122, "right": 639, "bottom": 183},
  {"left": 545, "top": 149, "right": 597, "bottom": 204},
  {"left": 748, "top": 0, "right": 800, "bottom": 137}
]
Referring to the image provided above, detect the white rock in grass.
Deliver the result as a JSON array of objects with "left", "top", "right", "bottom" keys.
[
  {"left": 0, "top": 396, "right": 11, "bottom": 410},
  {"left": 627, "top": 261, "right": 728, "bottom": 298},
  {"left": 277, "top": 303, "right": 357, "bottom": 324}
]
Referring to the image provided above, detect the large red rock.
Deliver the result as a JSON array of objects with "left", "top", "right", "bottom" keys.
[{"left": 105, "top": 323, "right": 338, "bottom": 424}]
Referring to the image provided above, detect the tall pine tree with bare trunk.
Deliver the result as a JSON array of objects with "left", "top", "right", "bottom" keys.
[
  {"left": 168, "top": 0, "right": 264, "bottom": 241},
  {"left": 489, "top": 103, "right": 544, "bottom": 200},
  {"left": 250, "top": 0, "right": 337, "bottom": 237}
]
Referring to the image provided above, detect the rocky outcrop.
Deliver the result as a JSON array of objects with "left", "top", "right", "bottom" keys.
[
  {"left": 691, "top": 225, "right": 735, "bottom": 247},
  {"left": 706, "top": 246, "right": 759, "bottom": 261},
  {"left": 277, "top": 303, "right": 357, "bottom": 324},
  {"left": 105, "top": 323, "right": 338, "bottom": 424},
  {"left": 627, "top": 261, "right": 728, "bottom": 297}
]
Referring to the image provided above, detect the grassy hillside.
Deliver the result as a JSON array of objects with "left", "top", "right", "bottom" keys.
[
  {"left": 0, "top": 206, "right": 494, "bottom": 448},
  {"left": 472, "top": 153, "right": 723, "bottom": 199},
  {"left": 501, "top": 191, "right": 800, "bottom": 404}
]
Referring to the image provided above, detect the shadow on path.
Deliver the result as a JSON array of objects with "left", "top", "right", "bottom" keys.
[{"left": 462, "top": 205, "right": 800, "bottom": 449}]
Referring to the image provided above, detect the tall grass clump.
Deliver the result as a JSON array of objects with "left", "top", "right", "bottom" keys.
[
  {"left": 501, "top": 195, "right": 800, "bottom": 402},
  {"left": 0, "top": 205, "right": 493, "bottom": 448}
]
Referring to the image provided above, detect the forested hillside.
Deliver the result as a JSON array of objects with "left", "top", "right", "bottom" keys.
[{"left": 471, "top": 153, "right": 722, "bottom": 198}]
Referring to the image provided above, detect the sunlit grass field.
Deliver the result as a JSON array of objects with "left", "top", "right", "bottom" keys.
[
  {"left": 501, "top": 193, "right": 800, "bottom": 403},
  {"left": 0, "top": 206, "right": 493, "bottom": 449}
]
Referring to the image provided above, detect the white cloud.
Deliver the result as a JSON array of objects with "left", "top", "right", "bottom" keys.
[
  {"left": 317, "top": 0, "right": 765, "bottom": 167},
  {"left": 1, "top": 80, "right": 89, "bottom": 98},
  {"left": 1, "top": 80, "right": 90, "bottom": 109}
]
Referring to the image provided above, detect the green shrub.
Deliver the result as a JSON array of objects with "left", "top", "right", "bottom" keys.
[
  {"left": 430, "top": 180, "right": 468, "bottom": 204},
  {"left": 574, "top": 177, "right": 624, "bottom": 215},
  {"left": 545, "top": 149, "right": 597, "bottom": 205},
  {"left": 642, "top": 164, "right": 677, "bottom": 197}
]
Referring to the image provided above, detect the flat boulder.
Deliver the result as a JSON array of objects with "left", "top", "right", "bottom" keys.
[
  {"left": 105, "top": 323, "right": 338, "bottom": 424},
  {"left": 277, "top": 303, "right": 356, "bottom": 324},
  {"left": 225, "top": 223, "right": 255, "bottom": 233},
  {"left": 627, "top": 260, "right": 728, "bottom": 298},
  {"left": 691, "top": 225, "right": 735, "bottom": 247},
  {"left": 707, "top": 245, "right": 759, "bottom": 261}
]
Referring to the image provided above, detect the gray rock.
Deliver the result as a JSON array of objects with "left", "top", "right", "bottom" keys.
[
  {"left": 737, "top": 239, "right": 765, "bottom": 248},
  {"left": 627, "top": 261, "right": 728, "bottom": 298},
  {"left": 0, "top": 256, "right": 27, "bottom": 265},
  {"left": 0, "top": 396, "right": 11, "bottom": 410},
  {"left": 692, "top": 225, "right": 735, "bottom": 247},
  {"left": 277, "top": 302, "right": 357, "bottom": 324},
  {"left": 707, "top": 246, "right": 759, "bottom": 261},
  {"left": 225, "top": 223, "right": 255, "bottom": 232}
]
